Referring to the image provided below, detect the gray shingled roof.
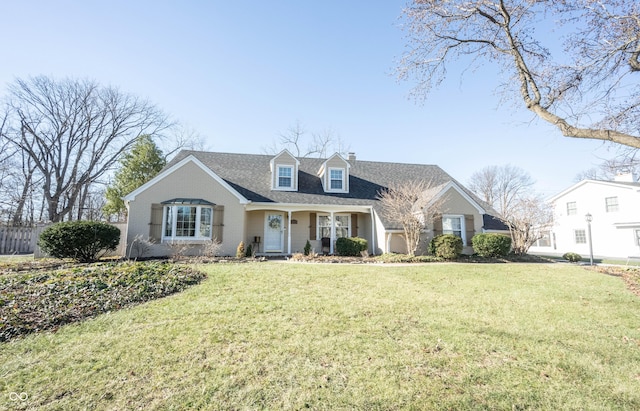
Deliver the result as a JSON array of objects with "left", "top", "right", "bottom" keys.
[{"left": 165, "top": 150, "right": 505, "bottom": 229}]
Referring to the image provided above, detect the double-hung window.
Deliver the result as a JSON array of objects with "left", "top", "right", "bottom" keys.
[
  {"left": 317, "top": 214, "right": 350, "bottom": 239},
  {"left": 605, "top": 197, "right": 619, "bottom": 213},
  {"left": 162, "top": 199, "right": 214, "bottom": 240},
  {"left": 277, "top": 166, "right": 293, "bottom": 189},
  {"left": 566, "top": 202, "right": 577, "bottom": 216},
  {"left": 329, "top": 168, "right": 344, "bottom": 191},
  {"left": 574, "top": 229, "right": 587, "bottom": 244},
  {"left": 442, "top": 215, "right": 463, "bottom": 237},
  {"left": 536, "top": 231, "right": 551, "bottom": 247}
]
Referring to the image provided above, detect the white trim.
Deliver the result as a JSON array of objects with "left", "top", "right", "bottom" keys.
[
  {"left": 614, "top": 222, "right": 640, "bottom": 228},
  {"left": 161, "top": 203, "right": 214, "bottom": 242},
  {"left": 245, "top": 202, "right": 371, "bottom": 213},
  {"left": 442, "top": 214, "right": 466, "bottom": 246},
  {"left": 327, "top": 167, "right": 347, "bottom": 192},
  {"left": 274, "top": 164, "right": 296, "bottom": 191},
  {"left": 549, "top": 179, "right": 640, "bottom": 203},
  {"left": 269, "top": 149, "right": 300, "bottom": 169},
  {"left": 123, "top": 155, "right": 249, "bottom": 204}
]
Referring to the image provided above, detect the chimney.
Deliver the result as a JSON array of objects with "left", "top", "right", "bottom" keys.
[
  {"left": 614, "top": 172, "right": 636, "bottom": 182},
  {"left": 348, "top": 152, "right": 356, "bottom": 162}
]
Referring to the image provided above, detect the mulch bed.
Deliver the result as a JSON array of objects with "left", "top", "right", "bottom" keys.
[{"left": 588, "top": 265, "right": 640, "bottom": 298}]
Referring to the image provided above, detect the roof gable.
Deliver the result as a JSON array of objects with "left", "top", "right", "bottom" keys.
[
  {"left": 549, "top": 179, "right": 640, "bottom": 203},
  {"left": 318, "top": 152, "right": 350, "bottom": 193},
  {"left": 270, "top": 149, "right": 299, "bottom": 169},
  {"left": 431, "top": 181, "right": 486, "bottom": 214},
  {"left": 123, "top": 154, "right": 249, "bottom": 204}
]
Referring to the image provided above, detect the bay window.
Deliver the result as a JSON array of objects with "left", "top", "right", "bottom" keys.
[{"left": 162, "top": 199, "right": 214, "bottom": 240}]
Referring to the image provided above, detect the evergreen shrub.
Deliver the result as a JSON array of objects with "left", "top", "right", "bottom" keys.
[
  {"left": 38, "top": 221, "right": 120, "bottom": 263},
  {"left": 471, "top": 233, "right": 512, "bottom": 258},
  {"left": 335, "top": 237, "right": 368, "bottom": 256},
  {"left": 563, "top": 252, "right": 582, "bottom": 262},
  {"left": 429, "top": 234, "right": 463, "bottom": 260}
]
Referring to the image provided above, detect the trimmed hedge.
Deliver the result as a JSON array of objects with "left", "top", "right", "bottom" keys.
[
  {"left": 429, "top": 234, "right": 463, "bottom": 260},
  {"left": 0, "top": 262, "right": 206, "bottom": 342},
  {"left": 38, "top": 221, "right": 120, "bottom": 263},
  {"left": 471, "top": 233, "right": 512, "bottom": 258},
  {"left": 335, "top": 237, "right": 368, "bottom": 256}
]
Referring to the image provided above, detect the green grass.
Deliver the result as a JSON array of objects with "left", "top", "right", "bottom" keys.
[{"left": 1, "top": 262, "right": 639, "bottom": 410}]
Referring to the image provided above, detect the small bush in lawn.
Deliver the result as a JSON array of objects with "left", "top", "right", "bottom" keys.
[
  {"left": 563, "top": 252, "right": 582, "bottom": 262},
  {"left": 245, "top": 244, "right": 253, "bottom": 258},
  {"left": 429, "top": 234, "right": 463, "bottom": 260},
  {"left": 304, "top": 240, "right": 312, "bottom": 256},
  {"left": 472, "top": 233, "right": 512, "bottom": 258},
  {"left": 129, "top": 234, "right": 155, "bottom": 260},
  {"left": 201, "top": 239, "right": 222, "bottom": 258},
  {"left": 38, "top": 221, "right": 120, "bottom": 263},
  {"left": 335, "top": 237, "right": 368, "bottom": 256},
  {"left": 236, "top": 241, "right": 245, "bottom": 259}
]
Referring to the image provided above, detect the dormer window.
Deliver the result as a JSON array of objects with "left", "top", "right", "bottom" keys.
[
  {"left": 330, "top": 168, "right": 344, "bottom": 190},
  {"left": 318, "top": 153, "right": 350, "bottom": 193},
  {"left": 270, "top": 149, "right": 299, "bottom": 191},
  {"left": 277, "top": 165, "right": 293, "bottom": 189}
]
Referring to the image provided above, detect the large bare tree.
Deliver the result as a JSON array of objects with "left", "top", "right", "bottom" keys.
[
  {"left": 0, "top": 76, "right": 170, "bottom": 222},
  {"left": 399, "top": 0, "right": 640, "bottom": 148},
  {"left": 468, "top": 165, "right": 534, "bottom": 216},
  {"left": 377, "top": 180, "right": 447, "bottom": 256},
  {"left": 468, "top": 164, "right": 550, "bottom": 253}
]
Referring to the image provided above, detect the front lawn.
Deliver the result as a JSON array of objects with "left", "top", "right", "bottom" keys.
[{"left": 1, "top": 262, "right": 639, "bottom": 410}]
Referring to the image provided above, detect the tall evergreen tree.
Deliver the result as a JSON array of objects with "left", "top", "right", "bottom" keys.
[{"left": 104, "top": 135, "right": 165, "bottom": 220}]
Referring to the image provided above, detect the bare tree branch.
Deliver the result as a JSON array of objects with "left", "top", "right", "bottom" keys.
[
  {"left": 263, "top": 121, "right": 351, "bottom": 158},
  {"left": 1, "top": 76, "right": 170, "bottom": 222},
  {"left": 399, "top": 0, "right": 640, "bottom": 149}
]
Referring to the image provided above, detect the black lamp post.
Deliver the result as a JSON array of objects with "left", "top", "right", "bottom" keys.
[{"left": 585, "top": 213, "right": 593, "bottom": 265}]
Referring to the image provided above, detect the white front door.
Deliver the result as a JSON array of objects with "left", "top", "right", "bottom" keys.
[{"left": 264, "top": 212, "right": 284, "bottom": 252}]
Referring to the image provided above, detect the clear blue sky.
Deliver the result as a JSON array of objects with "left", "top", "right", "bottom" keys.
[{"left": 0, "top": 1, "right": 619, "bottom": 197}]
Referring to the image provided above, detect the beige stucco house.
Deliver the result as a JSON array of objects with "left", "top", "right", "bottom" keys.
[{"left": 123, "top": 150, "right": 507, "bottom": 257}]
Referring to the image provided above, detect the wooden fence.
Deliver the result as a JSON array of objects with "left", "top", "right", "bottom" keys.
[
  {"left": 1, "top": 223, "right": 128, "bottom": 257},
  {"left": 0, "top": 226, "right": 37, "bottom": 254}
]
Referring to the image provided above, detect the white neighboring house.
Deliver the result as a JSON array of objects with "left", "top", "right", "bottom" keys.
[{"left": 529, "top": 173, "right": 640, "bottom": 260}]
